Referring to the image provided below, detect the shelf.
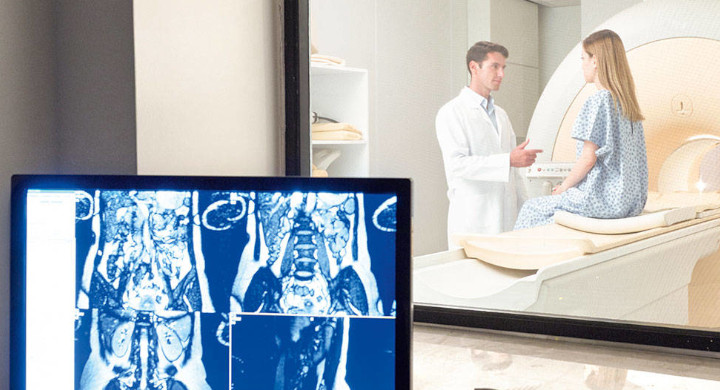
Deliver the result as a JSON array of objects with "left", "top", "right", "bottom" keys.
[
  {"left": 310, "top": 63, "right": 369, "bottom": 177},
  {"left": 312, "top": 140, "right": 367, "bottom": 145},
  {"left": 310, "top": 63, "right": 368, "bottom": 75}
]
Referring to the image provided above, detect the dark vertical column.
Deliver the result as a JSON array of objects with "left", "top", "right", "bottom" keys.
[
  {"left": 283, "top": 0, "right": 311, "bottom": 176},
  {"left": 54, "top": 0, "right": 137, "bottom": 175}
]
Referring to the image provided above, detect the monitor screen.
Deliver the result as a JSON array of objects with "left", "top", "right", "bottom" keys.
[{"left": 10, "top": 175, "right": 411, "bottom": 390}]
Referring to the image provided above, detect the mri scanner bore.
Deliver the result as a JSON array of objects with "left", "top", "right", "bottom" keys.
[
  {"left": 415, "top": 0, "right": 720, "bottom": 329},
  {"left": 73, "top": 189, "right": 397, "bottom": 389}
]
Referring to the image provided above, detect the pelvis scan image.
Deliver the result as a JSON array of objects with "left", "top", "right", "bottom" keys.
[{"left": 73, "top": 189, "right": 397, "bottom": 390}]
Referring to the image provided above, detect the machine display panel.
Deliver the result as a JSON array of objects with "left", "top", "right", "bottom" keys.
[{"left": 10, "top": 175, "right": 411, "bottom": 390}]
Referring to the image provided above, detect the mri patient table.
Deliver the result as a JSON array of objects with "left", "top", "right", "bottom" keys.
[{"left": 414, "top": 196, "right": 720, "bottom": 327}]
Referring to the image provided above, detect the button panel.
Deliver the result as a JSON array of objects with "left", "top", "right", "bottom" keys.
[{"left": 525, "top": 162, "right": 575, "bottom": 178}]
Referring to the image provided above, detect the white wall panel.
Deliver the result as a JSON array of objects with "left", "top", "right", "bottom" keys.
[
  {"left": 581, "top": 0, "right": 643, "bottom": 37},
  {"left": 134, "top": 0, "right": 279, "bottom": 176}
]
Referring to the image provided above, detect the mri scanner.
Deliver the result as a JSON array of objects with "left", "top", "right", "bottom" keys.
[{"left": 414, "top": 0, "right": 720, "bottom": 328}]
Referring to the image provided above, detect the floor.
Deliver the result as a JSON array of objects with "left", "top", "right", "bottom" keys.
[{"left": 413, "top": 323, "right": 720, "bottom": 390}]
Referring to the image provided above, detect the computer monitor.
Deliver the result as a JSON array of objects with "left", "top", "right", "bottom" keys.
[{"left": 10, "top": 175, "right": 411, "bottom": 390}]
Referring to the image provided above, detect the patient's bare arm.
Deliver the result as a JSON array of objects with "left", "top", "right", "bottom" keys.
[{"left": 553, "top": 141, "right": 598, "bottom": 194}]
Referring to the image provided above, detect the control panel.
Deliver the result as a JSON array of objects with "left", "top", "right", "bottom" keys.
[{"left": 525, "top": 162, "right": 575, "bottom": 178}]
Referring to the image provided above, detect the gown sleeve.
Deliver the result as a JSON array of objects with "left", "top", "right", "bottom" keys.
[{"left": 571, "top": 91, "right": 615, "bottom": 162}]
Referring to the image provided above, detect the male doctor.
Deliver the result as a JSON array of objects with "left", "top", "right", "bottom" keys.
[{"left": 436, "top": 41, "right": 542, "bottom": 248}]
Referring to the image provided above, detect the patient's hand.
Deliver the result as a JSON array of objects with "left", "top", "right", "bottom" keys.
[{"left": 552, "top": 184, "right": 567, "bottom": 195}]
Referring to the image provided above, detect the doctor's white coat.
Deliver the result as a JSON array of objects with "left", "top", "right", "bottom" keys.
[{"left": 436, "top": 87, "right": 527, "bottom": 246}]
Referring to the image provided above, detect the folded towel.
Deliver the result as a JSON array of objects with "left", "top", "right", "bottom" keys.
[
  {"left": 312, "top": 164, "right": 328, "bottom": 177},
  {"left": 311, "top": 54, "right": 346, "bottom": 66},
  {"left": 311, "top": 122, "right": 363, "bottom": 141},
  {"left": 312, "top": 130, "right": 363, "bottom": 141},
  {"left": 312, "top": 122, "right": 361, "bottom": 134}
]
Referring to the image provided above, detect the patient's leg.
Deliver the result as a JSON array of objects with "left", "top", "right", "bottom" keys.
[{"left": 514, "top": 195, "right": 562, "bottom": 230}]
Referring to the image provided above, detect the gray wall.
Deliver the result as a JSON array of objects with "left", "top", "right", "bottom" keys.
[
  {"left": 538, "top": 0, "right": 643, "bottom": 89},
  {"left": 539, "top": 5, "right": 581, "bottom": 90},
  {"left": 487, "top": 0, "right": 539, "bottom": 140},
  {"left": 55, "top": 1, "right": 137, "bottom": 174},
  {"left": 0, "top": 2, "right": 136, "bottom": 388},
  {"left": 1, "top": 3, "right": 58, "bottom": 388}
]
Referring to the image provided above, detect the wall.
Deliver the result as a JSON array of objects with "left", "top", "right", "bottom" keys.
[
  {"left": 134, "top": 0, "right": 280, "bottom": 176},
  {"left": 487, "top": 0, "right": 539, "bottom": 140},
  {"left": 468, "top": 0, "right": 491, "bottom": 44},
  {"left": 539, "top": 5, "right": 581, "bottom": 90},
  {"left": 310, "top": 0, "right": 467, "bottom": 255},
  {"left": 375, "top": 2, "right": 467, "bottom": 255},
  {"left": 54, "top": 1, "right": 137, "bottom": 174},
  {"left": 581, "top": 0, "right": 644, "bottom": 37},
  {"left": 538, "top": 0, "right": 642, "bottom": 91},
  {"left": 0, "top": 3, "right": 58, "bottom": 389}
]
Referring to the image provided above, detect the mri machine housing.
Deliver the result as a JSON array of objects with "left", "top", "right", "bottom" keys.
[{"left": 414, "top": 0, "right": 720, "bottom": 328}]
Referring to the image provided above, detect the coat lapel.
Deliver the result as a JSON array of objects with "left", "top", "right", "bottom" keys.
[
  {"left": 461, "top": 88, "right": 501, "bottom": 146},
  {"left": 478, "top": 105, "right": 501, "bottom": 147}
]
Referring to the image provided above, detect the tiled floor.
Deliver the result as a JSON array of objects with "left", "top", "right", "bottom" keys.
[{"left": 413, "top": 323, "right": 720, "bottom": 389}]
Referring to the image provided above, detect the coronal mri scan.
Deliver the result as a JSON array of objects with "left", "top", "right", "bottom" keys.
[{"left": 72, "top": 189, "right": 397, "bottom": 390}]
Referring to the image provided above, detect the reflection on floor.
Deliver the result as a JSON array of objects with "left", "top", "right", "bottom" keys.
[
  {"left": 690, "top": 247, "right": 720, "bottom": 327},
  {"left": 414, "top": 324, "right": 720, "bottom": 390}
]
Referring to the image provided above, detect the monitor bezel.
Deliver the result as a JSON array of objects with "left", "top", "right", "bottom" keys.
[{"left": 10, "top": 174, "right": 412, "bottom": 390}]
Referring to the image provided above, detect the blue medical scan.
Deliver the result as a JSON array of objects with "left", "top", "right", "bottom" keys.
[{"left": 71, "top": 189, "right": 397, "bottom": 390}]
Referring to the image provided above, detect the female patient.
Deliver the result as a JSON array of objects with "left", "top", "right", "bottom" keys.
[{"left": 514, "top": 29, "right": 648, "bottom": 230}]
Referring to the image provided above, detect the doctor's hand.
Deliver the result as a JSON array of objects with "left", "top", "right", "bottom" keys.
[{"left": 510, "top": 139, "right": 543, "bottom": 168}]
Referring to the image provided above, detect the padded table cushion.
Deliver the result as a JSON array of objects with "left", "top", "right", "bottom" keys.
[
  {"left": 452, "top": 191, "right": 720, "bottom": 270},
  {"left": 644, "top": 191, "right": 720, "bottom": 213},
  {"left": 554, "top": 207, "right": 696, "bottom": 234},
  {"left": 454, "top": 207, "right": 720, "bottom": 270}
]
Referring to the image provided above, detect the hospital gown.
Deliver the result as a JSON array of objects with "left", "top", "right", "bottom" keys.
[{"left": 514, "top": 89, "right": 648, "bottom": 230}]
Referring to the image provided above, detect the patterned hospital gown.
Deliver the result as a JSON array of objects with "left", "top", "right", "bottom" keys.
[{"left": 514, "top": 89, "right": 648, "bottom": 230}]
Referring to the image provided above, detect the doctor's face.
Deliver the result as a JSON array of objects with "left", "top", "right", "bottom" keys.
[{"left": 471, "top": 51, "right": 506, "bottom": 95}]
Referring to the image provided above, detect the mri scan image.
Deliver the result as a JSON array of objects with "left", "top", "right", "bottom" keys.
[
  {"left": 229, "top": 314, "right": 395, "bottom": 390},
  {"left": 228, "top": 192, "right": 396, "bottom": 317},
  {"left": 74, "top": 309, "right": 228, "bottom": 390},
  {"left": 72, "top": 189, "right": 397, "bottom": 389},
  {"left": 75, "top": 190, "right": 214, "bottom": 313}
]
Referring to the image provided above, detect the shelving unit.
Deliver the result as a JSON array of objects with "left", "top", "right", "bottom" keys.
[{"left": 310, "top": 63, "right": 369, "bottom": 177}]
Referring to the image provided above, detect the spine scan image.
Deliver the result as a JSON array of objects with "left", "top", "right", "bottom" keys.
[{"left": 73, "top": 189, "right": 397, "bottom": 390}]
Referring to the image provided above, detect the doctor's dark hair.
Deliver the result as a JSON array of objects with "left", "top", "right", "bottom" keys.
[
  {"left": 466, "top": 41, "right": 508, "bottom": 73},
  {"left": 583, "top": 29, "right": 644, "bottom": 122}
]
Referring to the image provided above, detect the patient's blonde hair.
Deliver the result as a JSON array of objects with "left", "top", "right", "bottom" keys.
[{"left": 583, "top": 29, "right": 644, "bottom": 122}]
